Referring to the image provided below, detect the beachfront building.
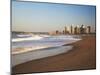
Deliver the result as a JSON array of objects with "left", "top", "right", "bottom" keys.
[
  {"left": 74, "top": 26, "right": 78, "bottom": 34},
  {"left": 86, "top": 26, "right": 91, "bottom": 34},
  {"left": 62, "top": 26, "right": 69, "bottom": 34},
  {"left": 72, "top": 25, "right": 92, "bottom": 34},
  {"left": 77, "top": 25, "right": 81, "bottom": 34},
  {"left": 66, "top": 26, "right": 70, "bottom": 34},
  {"left": 70, "top": 25, "right": 73, "bottom": 34},
  {"left": 49, "top": 30, "right": 62, "bottom": 35},
  {"left": 49, "top": 25, "right": 91, "bottom": 35},
  {"left": 72, "top": 26, "right": 75, "bottom": 34},
  {"left": 64, "top": 26, "right": 68, "bottom": 34},
  {"left": 80, "top": 25, "right": 85, "bottom": 34}
]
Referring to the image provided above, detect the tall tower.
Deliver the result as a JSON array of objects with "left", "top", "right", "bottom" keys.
[
  {"left": 87, "top": 26, "right": 91, "bottom": 33},
  {"left": 80, "top": 25, "right": 84, "bottom": 34},
  {"left": 64, "top": 26, "right": 67, "bottom": 34},
  {"left": 74, "top": 26, "right": 78, "bottom": 34},
  {"left": 77, "top": 25, "right": 80, "bottom": 34},
  {"left": 71, "top": 25, "right": 73, "bottom": 34}
]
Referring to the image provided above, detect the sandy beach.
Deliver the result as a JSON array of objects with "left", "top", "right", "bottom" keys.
[{"left": 12, "top": 35, "right": 96, "bottom": 74}]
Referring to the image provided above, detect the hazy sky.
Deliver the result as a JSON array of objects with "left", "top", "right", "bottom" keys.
[{"left": 12, "top": 1, "right": 96, "bottom": 32}]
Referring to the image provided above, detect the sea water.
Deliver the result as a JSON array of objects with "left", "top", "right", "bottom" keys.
[{"left": 12, "top": 32, "right": 81, "bottom": 66}]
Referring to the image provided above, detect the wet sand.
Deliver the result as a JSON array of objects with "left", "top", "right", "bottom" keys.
[{"left": 12, "top": 35, "right": 96, "bottom": 74}]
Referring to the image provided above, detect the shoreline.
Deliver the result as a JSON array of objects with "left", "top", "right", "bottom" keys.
[
  {"left": 12, "top": 45, "right": 73, "bottom": 66},
  {"left": 12, "top": 35, "right": 96, "bottom": 74}
]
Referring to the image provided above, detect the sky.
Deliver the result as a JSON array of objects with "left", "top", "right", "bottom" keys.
[{"left": 12, "top": 1, "right": 96, "bottom": 32}]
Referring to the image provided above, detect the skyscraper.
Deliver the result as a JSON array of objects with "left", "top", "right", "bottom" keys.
[
  {"left": 80, "top": 25, "right": 84, "bottom": 34},
  {"left": 71, "top": 25, "right": 73, "bottom": 34},
  {"left": 64, "top": 26, "right": 67, "bottom": 34},
  {"left": 86, "top": 26, "right": 91, "bottom": 33},
  {"left": 74, "top": 26, "right": 78, "bottom": 34}
]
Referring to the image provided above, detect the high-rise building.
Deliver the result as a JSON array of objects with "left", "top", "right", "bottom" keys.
[
  {"left": 70, "top": 25, "right": 73, "bottom": 34},
  {"left": 80, "top": 25, "right": 85, "bottom": 34},
  {"left": 77, "top": 25, "right": 80, "bottom": 34},
  {"left": 86, "top": 26, "right": 91, "bottom": 33},
  {"left": 64, "top": 26, "right": 67, "bottom": 34},
  {"left": 74, "top": 26, "right": 78, "bottom": 34}
]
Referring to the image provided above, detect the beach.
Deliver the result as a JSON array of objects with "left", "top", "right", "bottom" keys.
[{"left": 12, "top": 35, "right": 96, "bottom": 74}]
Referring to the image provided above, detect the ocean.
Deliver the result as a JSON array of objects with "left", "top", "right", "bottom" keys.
[{"left": 12, "top": 32, "right": 81, "bottom": 66}]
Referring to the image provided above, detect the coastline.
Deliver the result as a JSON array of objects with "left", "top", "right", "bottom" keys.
[
  {"left": 12, "top": 45, "right": 73, "bottom": 66},
  {"left": 12, "top": 35, "right": 96, "bottom": 74}
]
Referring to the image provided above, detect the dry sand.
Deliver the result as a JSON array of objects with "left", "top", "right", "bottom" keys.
[{"left": 12, "top": 35, "right": 96, "bottom": 74}]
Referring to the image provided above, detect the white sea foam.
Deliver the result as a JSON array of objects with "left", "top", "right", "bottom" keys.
[
  {"left": 12, "top": 45, "right": 57, "bottom": 54},
  {"left": 12, "top": 35, "right": 80, "bottom": 42},
  {"left": 12, "top": 35, "right": 81, "bottom": 54},
  {"left": 12, "top": 35, "right": 43, "bottom": 42},
  {"left": 17, "top": 34, "right": 32, "bottom": 37}
]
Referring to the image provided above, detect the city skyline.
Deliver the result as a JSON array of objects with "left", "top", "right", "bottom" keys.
[
  {"left": 49, "top": 25, "right": 92, "bottom": 35},
  {"left": 12, "top": 1, "right": 96, "bottom": 32}
]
